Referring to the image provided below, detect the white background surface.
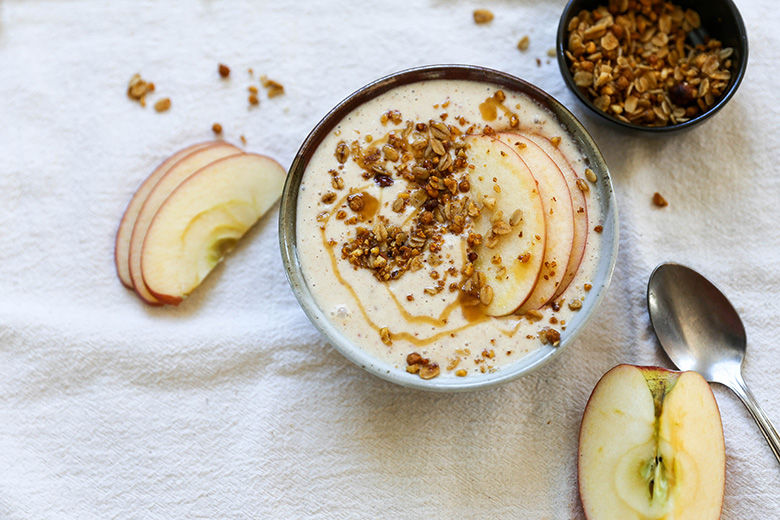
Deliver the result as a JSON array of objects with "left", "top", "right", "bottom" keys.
[{"left": 1, "top": 0, "right": 778, "bottom": 518}]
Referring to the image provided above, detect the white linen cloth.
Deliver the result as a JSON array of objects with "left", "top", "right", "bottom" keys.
[{"left": 1, "top": 0, "right": 778, "bottom": 518}]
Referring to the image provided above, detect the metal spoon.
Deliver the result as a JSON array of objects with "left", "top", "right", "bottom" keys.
[{"left": 647, "top": 262, "right": 780, "bottom": 464}]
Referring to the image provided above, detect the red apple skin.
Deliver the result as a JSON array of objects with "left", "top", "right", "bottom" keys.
[
  {"left": 518, "top": 131, "right": 589, "bottom": 300},
  {"left": 495, "top": 132, "right": 576, "bottom": 311},
  {"left": 148, "top": 290, "right": 182, "bottom": 306},
  {"left": 114, "top": 141, "right": 218, "bottom": 288},
  {"left": 577, "top": 364, "right": 726, "bottom": 520}
]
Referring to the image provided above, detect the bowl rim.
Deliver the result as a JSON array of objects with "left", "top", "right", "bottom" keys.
[
  {"left": 279, "top": 64, "right": 619, "bottom": 392},
  {"left": 556, "top": 0, "right": 749, "bottom": 132}
]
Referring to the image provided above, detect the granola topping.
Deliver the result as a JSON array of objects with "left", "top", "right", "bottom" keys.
[{"left": 564, "top": 0, "right": 734, "bottom": 126}]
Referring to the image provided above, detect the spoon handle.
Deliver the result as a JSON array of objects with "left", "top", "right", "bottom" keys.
[{"left": 728, "top": 371, "right": 780, "bottom": 465}]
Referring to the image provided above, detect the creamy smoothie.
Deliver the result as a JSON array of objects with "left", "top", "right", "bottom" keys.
[{"left": 296, "top": 78, "right": 602, "bottom": 380}]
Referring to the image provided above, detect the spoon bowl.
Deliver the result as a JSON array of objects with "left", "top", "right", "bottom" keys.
[
  {"left": 647, "top": 262, "right": 746, "bottom": 383},
  {"left": 647, "top": 262, "right": 780, "bottom": 464}
]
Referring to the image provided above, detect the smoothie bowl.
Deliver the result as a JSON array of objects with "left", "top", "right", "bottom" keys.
[{"left": 280, "top": 65, "right": 618, "bottom": 391}]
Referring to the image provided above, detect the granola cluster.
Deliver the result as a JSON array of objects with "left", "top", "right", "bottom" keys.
[
  {"left": 321, "top": 110, "right": 483, "bottom": 287},
  {"left": 126, "top": 74, "right": 171, "bottom": 113},
  {"left": 406, "top": 352, "right": 440, "bottom": 380},
  {"left": 325, "top": 106, "right": 539, "bottom": 318},
  {"left": 127, "top": 74, "right": 156, "bottom": 107},
  {"left": 564, "top": 0, "right": 734, "bottom": 126}
]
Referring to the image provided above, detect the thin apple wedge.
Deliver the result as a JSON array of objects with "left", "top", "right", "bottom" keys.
[
  {"left": 495, "top": 132, "right": 575, "bottom": 311},
  {"left": 519, "top": 131, "right": 589, "bottom": 300},
  {"left": 115, "top": 141, "right": 222, "bottom": 288},
  {"left": 140, "top": 153, "right": 286, "bottom": 305},
  {"left": 128, "top": 142, "right": 243, "bottom": 304},
  {"left": 578, "top": 364, "right": 725, "bottom": 520},
  {"left": 464, "top": 135, "right": 546, "bottom": 316}
]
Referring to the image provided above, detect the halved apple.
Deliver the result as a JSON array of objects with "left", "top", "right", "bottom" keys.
[
  {"left": 115, "top": 141, "right": 218, "bottom": 288},
  {"left": 464, "top": 135, "right": 546, "bottom": 316},
  {"left": 140, "top": 153, "right": 286, "bottom": 305},
  {"left": 520, "top": 132, "right": 589, "bottom": 300},
  {"left": 128, "top": 142, "right": 243, "bottom": 304},
  {"left": 578, "top": 364, "right": 725, "bottom": 520},
  {"left": 495, "top": 132, "right": 575, "bottom": 311}
]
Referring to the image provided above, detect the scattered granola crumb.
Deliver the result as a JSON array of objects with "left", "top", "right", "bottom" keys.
[
  {"left": 218, "top": 63, "right": 230, "bottom": 78},
  {"left": 240, "top": 135, "right": 247, "bottom": 145},
  {"left": 407, "top": 352, "right": 422, "bottom": 366},
  {"left": 473, "top": 9, "right": 494, "bottom": 24},
  {"left": 517, "top": 36, "right": 530, "bottom": 51},
  {"left": 419, "top": 363, "right": 440, "bottom": 379},
  {"left": 525, "top": 309, "right": 544, "bottom": 322},
  {"left": 153, "top": 98, "right": 171, "bottom": 113},
  {"left": 248, "top": 93, "right": 259, "bottom": 106},
  {"left": 405, "top": 352, "right": 440, "bottom": 379},
  {"left": 540, "top": 327, "right": 561, "bottom": 346},
  {"left": 127, "top": 73, "right": 155, "bottom": 107},
  {"left": 547, "top": 48, "right": 556, "bottom": 57},
  {"left": 212, "top": 123, "right": 223, "bottom": 135},
  {"left": 260, "top": 76, "right": 285, "bottom": 98},
  {"left": 653, "top": 192, "right": 669, "bottom": 207}
]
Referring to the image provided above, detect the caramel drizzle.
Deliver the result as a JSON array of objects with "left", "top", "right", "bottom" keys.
[
  {"left": 317, "top": 190, "right": 503, "bottom": 347},
  {"left": 479, "top": 93, "right": 518, "bottom": 122}
]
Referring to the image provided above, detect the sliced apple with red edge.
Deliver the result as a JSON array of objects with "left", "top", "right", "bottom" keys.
[
  {"left": 495, "top": 132, "right": 575, "bottom": 311},
  {"left": 141, "top": 153, "right": 286, "bottom": 305},
  {"left": 578, "top": 364, "right": 725, "bottom": 520},
  {"left": 519, "top": 131, "right": 589, "bottom": 300},
  {"left": 115, "top": 141, "right": 218, "bottom": 288},
  {"left": 464, "top": 135, "right": 546, "bottom": 316},
  {"left": 127, "top": 142, "right": 243, "bottom": 304}
]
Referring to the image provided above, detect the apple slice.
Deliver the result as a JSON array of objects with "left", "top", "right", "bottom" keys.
[
  {"left": 495, "top": 132, "right": 575, "bottom": 311},
  {"left": 140, "top": 153, "right": 286, "bottom": 305},
  {"left": 128, "top": 142, "right": 243, "bottom": 304},
  {"left": 520, "top": 132, "right": 589, "bottom": 300},
  {"left": 578, "top": 364, "right": 725, "bottom": 520},
  {"left": 464, "top": 135, "right": 546, "bottom": 316},
  {"left": 115, "top": 141, "right": 219, "bottom": 288}
]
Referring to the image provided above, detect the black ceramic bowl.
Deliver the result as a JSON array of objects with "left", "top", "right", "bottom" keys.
[{"left": 557, "top": 0, "right": 748, "bottom": 132}]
